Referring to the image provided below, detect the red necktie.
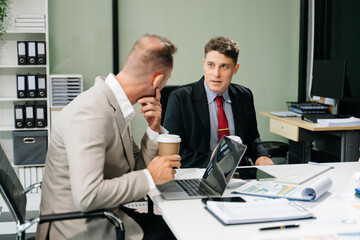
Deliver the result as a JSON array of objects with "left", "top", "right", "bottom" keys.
[{"left": 216, "top": 96, "right": 230, "bottom": 141}]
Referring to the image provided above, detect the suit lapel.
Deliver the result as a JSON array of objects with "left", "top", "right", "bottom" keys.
[
  {"left": 96, "top": 78, "right": 135, "bottom": 170},
  {"left": 116, "top": 112, "right": 135, "bottom": 170},
  {"left": 229, "top": 84, "right": 243, "bottom": 137},
  {"left": 192, "top": 78, "right": 210, "bottom": 144}
]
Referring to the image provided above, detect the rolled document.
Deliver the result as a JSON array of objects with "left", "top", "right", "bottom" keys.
[{"left": 301, "top": 176, "right": 332, "bottom": 200}]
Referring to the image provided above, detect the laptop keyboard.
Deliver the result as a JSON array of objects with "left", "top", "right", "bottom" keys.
[{"left": 176, "top": 179, "right": 214, "bottom": 196}]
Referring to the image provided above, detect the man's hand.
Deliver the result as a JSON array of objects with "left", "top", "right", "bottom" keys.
[
  {"left": 138, "top": 88, "right": 162, "bottom": 133},
  {"left": 147, "top": 155, "right": 181, "bottom": 185},
  {"left": 254, "top": 156, "right": 274, "bottom": 166}
]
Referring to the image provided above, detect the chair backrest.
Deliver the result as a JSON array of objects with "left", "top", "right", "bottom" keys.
[
  {"left": 160, "top": 85, "right": 180, "bottom": 125},
  {"left": 0, "top": 145, "right": 27, "bottom": 225}
]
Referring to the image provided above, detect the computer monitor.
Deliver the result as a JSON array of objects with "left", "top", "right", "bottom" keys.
[{"left": 311, "top": 59, "right": 346, "bottom": 100}]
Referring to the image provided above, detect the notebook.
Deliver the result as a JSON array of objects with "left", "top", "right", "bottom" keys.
[{"left": 157, "top": 136, "right": 247, "bottom": 200}]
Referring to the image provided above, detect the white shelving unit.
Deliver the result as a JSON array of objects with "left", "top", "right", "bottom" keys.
[{"left": 0, "top": 0, "right": 49, "bottom": 166}]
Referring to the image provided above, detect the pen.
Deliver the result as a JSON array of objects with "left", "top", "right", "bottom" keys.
[
  {"left": 355, "top": 193, "right": 360, "bottom": 199},
  {"left": 259, "top": 224, "right": 300, "bottom": 231},
  {"left": 308, "top": 161, "right": 334, "bottom": 169}
]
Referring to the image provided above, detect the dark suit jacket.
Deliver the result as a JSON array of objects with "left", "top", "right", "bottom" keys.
[{"left": 163, "top": 77, "right": 270, "bottom": 168}]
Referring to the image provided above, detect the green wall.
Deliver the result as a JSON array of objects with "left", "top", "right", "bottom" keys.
[
  {"left": 49, "top": 0, "right": 113, "bottom": 90},
  {"left": 49, "top": 0, "right": 300, "bottom": 145}
]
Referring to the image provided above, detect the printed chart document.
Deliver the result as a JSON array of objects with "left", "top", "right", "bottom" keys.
[
  {"left": 205, "top": 198, "right": 314, "bottom": 225},
  {"left": 233, "top": 176, "right": 332, "bottom": 201}
]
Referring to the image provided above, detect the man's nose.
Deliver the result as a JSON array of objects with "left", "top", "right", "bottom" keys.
[{"left": 213, "top": 67, "right": 220, "bottom": 77}]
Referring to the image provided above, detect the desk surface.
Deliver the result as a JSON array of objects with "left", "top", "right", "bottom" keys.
[
  {"left": 260, "top": 111, "right": 360, "bottom": 131},
  {"left": 150, "top": 163, "right": 360, "bottom": 240}
]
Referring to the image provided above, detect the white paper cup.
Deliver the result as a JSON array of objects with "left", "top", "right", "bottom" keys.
[{"left": 158, "top": 134, "right": 181, "bottom": 156}]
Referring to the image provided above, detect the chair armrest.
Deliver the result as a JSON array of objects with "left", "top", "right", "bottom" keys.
[
  {"left": 17, "top": 209, "right": 124, "bottom": 235},
  {"left": 24, "top": 182, "right": 42, "bottom": 194}
]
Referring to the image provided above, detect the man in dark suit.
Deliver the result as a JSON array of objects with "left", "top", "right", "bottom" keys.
[{"left": 164, "top": 36, "right": 274, "bottom": 168}]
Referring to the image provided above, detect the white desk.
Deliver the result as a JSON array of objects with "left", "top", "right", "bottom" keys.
[{"left": 149, "top": 163, "right": 360, "bottom": 240}]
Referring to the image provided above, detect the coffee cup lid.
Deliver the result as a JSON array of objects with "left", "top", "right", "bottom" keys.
[{"left": 158, "top": 134, "right": 181, "bottom": 143}]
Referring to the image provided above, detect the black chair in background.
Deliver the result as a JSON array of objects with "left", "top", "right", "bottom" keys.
[
  {"left": 262, "top": 141, "right": 289, "bottom": 164},
  {"left": 0, "top": 145, "right": 124, "bottom": 240},
  {"left": 160, "top": 85, "right": 180, "bottom": 125},
  {"left": 144, "top": 85, "right": 181, "bottom": 214}
]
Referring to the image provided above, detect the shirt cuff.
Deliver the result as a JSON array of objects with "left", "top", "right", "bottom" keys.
[
  {"left": 143, "top": 169, "right": 156, "bottom": 190},
  {"left": 146, "top": 126, "right": 169, "bottom": 143}
]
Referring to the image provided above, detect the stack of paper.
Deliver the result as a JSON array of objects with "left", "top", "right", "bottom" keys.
[
  {"left": 269, "top": 111, "right": 301, "bottom": 117},
  {"left": 205, "top": 198, "right": 314, "bottom": 225},
  {"left": 317, "top": 117, "right": 360, "bottom": 127},
  {"left": 15, "top": 15, "right": 46, "bottom": 31},
  {"left": 51, "top": 76, "right": 83, "bottom": 107}
]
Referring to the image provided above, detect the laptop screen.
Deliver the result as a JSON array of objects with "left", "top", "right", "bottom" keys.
[{"left": 201, "top": 136, "right": 247, "bottom": 194}]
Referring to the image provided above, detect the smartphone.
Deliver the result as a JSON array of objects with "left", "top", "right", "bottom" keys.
[
  {"left": 233, "top": 167, "right": 275, "bottom": 181},
  {"left": 201, "top": 196, "right": 246, "bottom": 205}
]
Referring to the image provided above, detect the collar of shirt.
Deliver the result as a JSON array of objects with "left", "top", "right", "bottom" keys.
[
  {"left": 105, "top": 73, "right": 135, "bottom": 126},
  {"left": 203, "top": 80, "right": 232, "bottom": 104}
]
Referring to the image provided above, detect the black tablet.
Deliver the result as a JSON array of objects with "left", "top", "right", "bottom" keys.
[{"left": 233, "top": 167, "right": 275, "bottom": 181}]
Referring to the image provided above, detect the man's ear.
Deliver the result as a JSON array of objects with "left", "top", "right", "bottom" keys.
[
  {"left": 233, "top": 63, "right": 240, "bottom": 75},
  {"left": 152, "top": 72, "right": 164, "bottom": 88}
]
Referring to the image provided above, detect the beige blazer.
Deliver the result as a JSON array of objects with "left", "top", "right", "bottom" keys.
[{"left": 36, "top": 77, "right": 158, "bottom": 240}]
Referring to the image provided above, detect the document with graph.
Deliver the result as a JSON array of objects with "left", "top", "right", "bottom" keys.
[{"left": 232, "top": 176, "right": 332, "bottom": 201}]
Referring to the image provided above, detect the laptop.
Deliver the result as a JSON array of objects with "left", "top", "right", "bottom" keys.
[{"left": 157, "top": 136, "right": 247, "bottom": 200}]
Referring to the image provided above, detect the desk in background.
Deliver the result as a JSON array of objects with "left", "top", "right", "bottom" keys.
[
  {"left": 260, "top": 111, "right": 360, "bottom": 163},
  {"left": 149, "top": 163, "right": 360, "bottom": 240}
]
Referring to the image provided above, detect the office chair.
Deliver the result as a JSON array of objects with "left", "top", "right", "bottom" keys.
[
  {"left": 160, "top": 85, "right": 180, "bottom": 125},
  {"left": 262, "top": 141, "right": 289, "bottom": 164},
  {"left": 0, "top": 145, "right": 124, "bottom": 240}
]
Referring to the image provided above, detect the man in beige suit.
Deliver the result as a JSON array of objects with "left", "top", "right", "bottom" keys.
[{"left": 36, "top": 34, "right": 178, "bottom": 240}]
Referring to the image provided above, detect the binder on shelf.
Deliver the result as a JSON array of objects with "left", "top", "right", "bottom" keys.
[
  {"left": 24, "top": 103, "right": 35, "bottom": 128},
  {"left": 36, "top": 166, "right": 43, "bottom": 194},
  {"left": 27, "top": 41, "right": 37, "bottom": 64},
  {"left": 14, "top": 104, "right": 25, "bottom": 128},
  {"left": 17, "top": 14, "right": 45, "bottom": 19},
  {"left": 35, "top": 104, "right": 47, "bottom": 128},
  {"left": 24, "top": 168, "right": 31, "bottom": 190},
  {"left": 30, "top": 167, "right": 37, "bottom": 193},
  {"left": 37, "top": 74, "right": 47, "bottom": 98},
  {"left": 16, "top": 22, "right": 45, "bottom": 27},
  {"left": 17, "top": 41, "right": 27, "bottom": 65},
  {"left": 15, "top": 18, "right": 45, "bottom": 23},
  {"left": 27, "top": 74, "right": 36, "bottom": 98},
  {"left": 16, "top": 75, "right": 27, "bottom": 98},
  {"left": 36, "top": 41, "right": 46, "bottom": 64},
  {"left": 18, "top": 167, "right": 25, "bottom": 188}
]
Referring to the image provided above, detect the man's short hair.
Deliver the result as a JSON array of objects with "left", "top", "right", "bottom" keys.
[
  {"left": 205, "top": 36, "right": 240, "bottom": 65},
  {"left": 139, "top": 34, "right": 177, "bottom": 70}
]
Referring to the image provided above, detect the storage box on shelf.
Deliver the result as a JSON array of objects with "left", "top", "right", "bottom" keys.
[{"left": 0, "top": 0, "right": 49, "bottom": 192}]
